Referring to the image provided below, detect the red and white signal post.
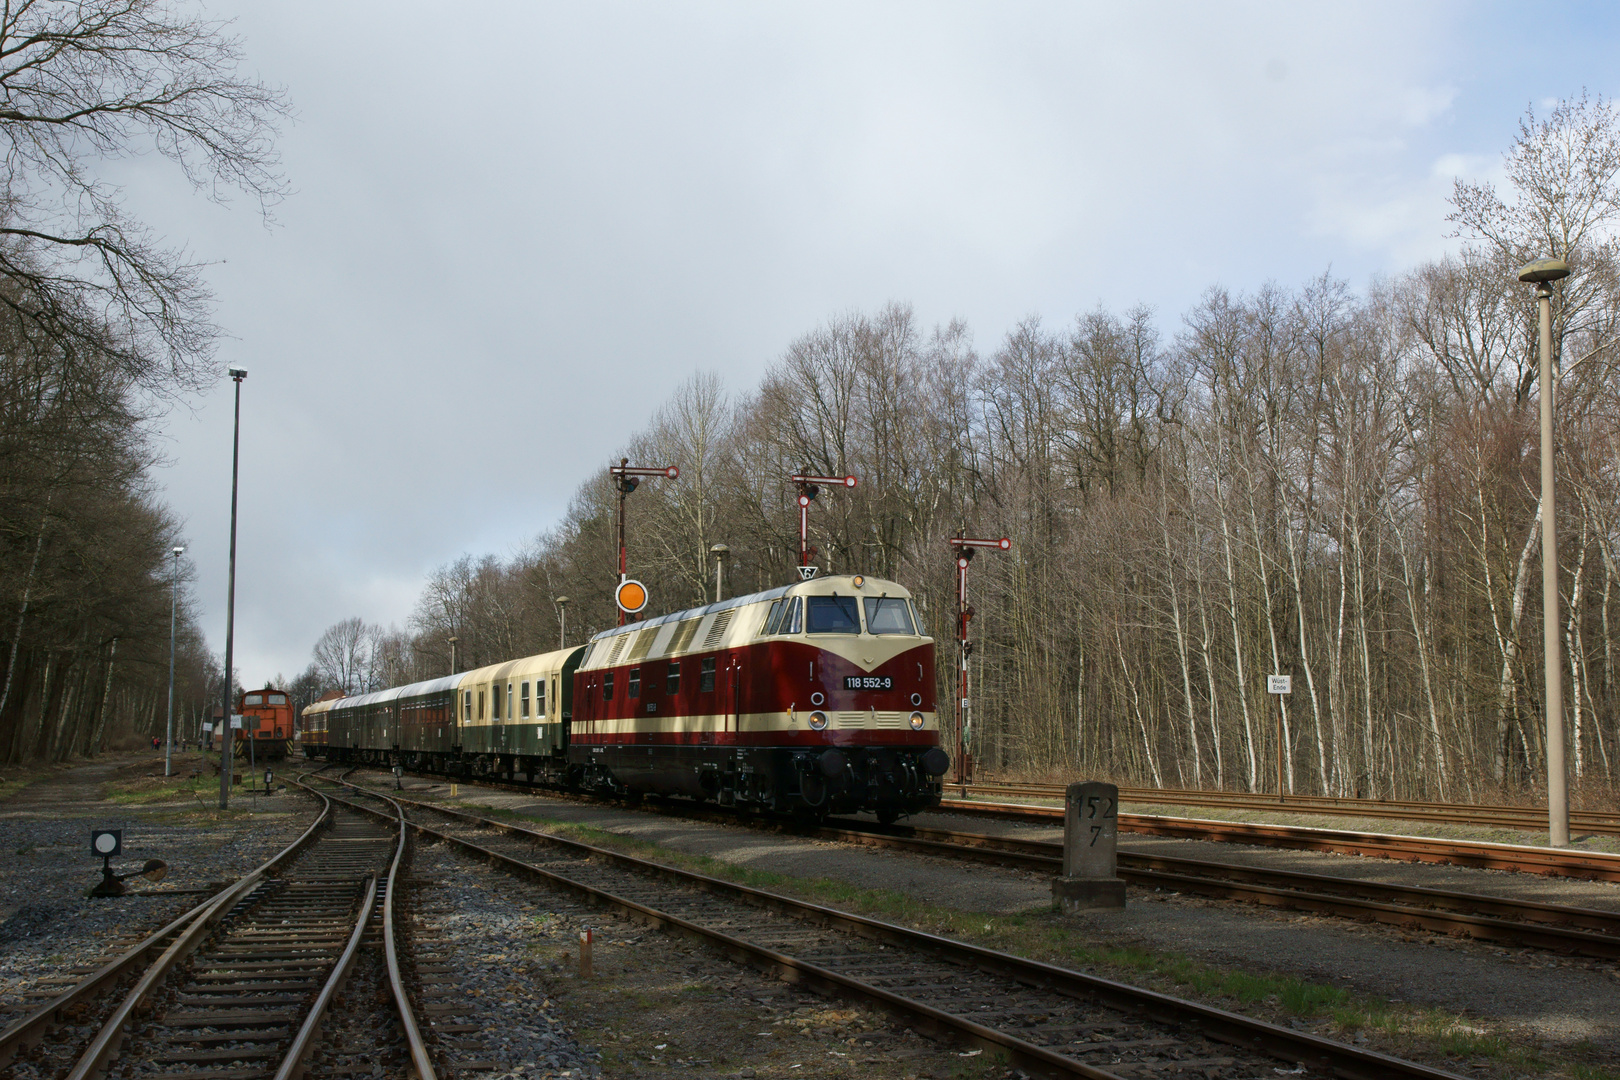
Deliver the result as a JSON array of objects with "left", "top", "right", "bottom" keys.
[
  {"left": 789, "top": 473, "right": 857, "bottom": 579},
  {"left": 609, "top": 459, "right": 679, "bottom": 625},
  {"left": 949, "top": 534, "right": 1011, "bottom": 786}
]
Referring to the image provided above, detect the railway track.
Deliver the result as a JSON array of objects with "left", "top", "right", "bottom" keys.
[
  {"left": 939, "top": 798, "right": 1620, "bottom": 882},
  {"left": 947, "top": 780, "right": 1620, "bottom": 837},
  {"left": 0, "top": 779, "right": 436, "bottom": 1080},
  {"left": 346, "top": 766, "right": 1620, "bottom": 960},
  {"left": 325, "top": 775, "right": 1465, "bottom": 1080}
]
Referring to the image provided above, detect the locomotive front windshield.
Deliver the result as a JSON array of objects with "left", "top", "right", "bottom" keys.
[
  {"left": 805, "top": 595, "right": 860, "bottom": 633},
  {"left": 863, "top": 597, "right": 916, "bottom": 635}
]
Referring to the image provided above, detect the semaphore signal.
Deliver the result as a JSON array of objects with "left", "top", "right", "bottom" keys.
[
  {"left": 949, "top": 533, "right": 1011, "bottom": 786},
  {"left": 790, "top": 473, "right": 857, "bottom": 578},
  {"left": 609, "top": 459, "right": 680, "bottom": 625}
]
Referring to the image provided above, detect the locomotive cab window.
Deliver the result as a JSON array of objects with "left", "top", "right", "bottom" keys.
[
  {"left": 269, "top": 693, "right": 287, "bottom": 705},
  {"left": 521, "top": 681, "right": 530, "bottom": 717},
  {"left": 244, "top": 693, "right": 263, "bottom": 705},
  {"left": 781, "top": 596, "right": 803, "bottom": 635},
  {"left": 806, "top": 595, "right": 860, "bottom": 634},
  {"left": 761, "top": 599, "right": 784, "bottom": 635},
  {"left": 603, "top": 673, "right": 615, "bottom": 701},
  {"left": 863, "top": 596, "right": 916, "bottom": 635},
  {"left": 700, "top": 657, "right": 716, "bottom": 692},
  {"left": 628, "top": 668, "right": 641, "bottom": 698}
]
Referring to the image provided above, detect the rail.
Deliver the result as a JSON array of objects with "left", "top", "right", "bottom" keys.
[{"left": 326, "top": 778, "right": 1465, "bottom": 1080}]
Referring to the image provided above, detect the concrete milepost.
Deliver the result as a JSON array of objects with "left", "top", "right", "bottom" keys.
[{"left": 1052, "top": 781, "right": 1125, "bottom": 911}]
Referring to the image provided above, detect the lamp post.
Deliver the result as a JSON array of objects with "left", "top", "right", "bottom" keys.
[
  {"left": 1519, "top": 257, "right": 1572, "bottom": 847},
  {"left": 448, "top": 636, "right": 459, "bottom": 676},
  {"left": 165, "top": 546, "right": 183, "bottom": 777},
  {"left": 219, "top": 367, "right": 246, "bottom": 811},
  {"left": 710, "top": 544, "right": 729, "bottom": 602},
  {"left": 554, "top": 598, "right": 569, "bottom": 649}
]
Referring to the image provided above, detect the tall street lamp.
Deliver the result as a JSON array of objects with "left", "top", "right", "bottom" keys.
[
  {"left": 710, "top": 545, "right": 729, "bottom": 602},
  {"left": 219, "top": 367, "right": 246, "bottom": 810},
  {"left": 1519, "top": 257, "right": 1571, "bottom": 847},
  {"left": 554, "top": 598, "right": 569, "bottom": 650},
  {"left": 165, "top": 546, "right": 183, "bottom": 777}
]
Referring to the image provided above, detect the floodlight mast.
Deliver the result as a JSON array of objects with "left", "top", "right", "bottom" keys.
[
  {"left": 789, "top": 473, "right": 857, "bottom": 571},
  {"left": 949, "top": 534, "right": 1012, "bottom": 787},
  {"left": 608, "top": 459, "right": 679, "bottom": 626}
]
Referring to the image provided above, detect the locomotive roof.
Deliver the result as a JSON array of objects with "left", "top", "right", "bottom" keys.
[{"left": 585, "top": 573, "right": 909, "bottom": 644}]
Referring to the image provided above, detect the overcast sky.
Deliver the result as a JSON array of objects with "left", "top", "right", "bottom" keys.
[{"left": 125, "top": 1, "right": 1620, "bottom": 686}]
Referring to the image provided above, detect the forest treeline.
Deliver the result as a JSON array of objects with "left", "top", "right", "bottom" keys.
[
  {"left": 300, "top": 97, "right": 1620, "bottom": 802},
  {"left": 0, "top": 1, "right": 286, "bottom": 764}
]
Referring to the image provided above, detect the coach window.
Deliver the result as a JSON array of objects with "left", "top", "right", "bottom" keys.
[
  {"left": 507, "top": 683, "right": 514, "bottom": 720},
  {"left": 537, "top": 678, "right": 547, "bottom": 717},
  {"left": 492, "top": 684, "right": 501, "bottom": 721},
  {"left": 478, "top": 690, "right": 485, "bottom": 721},
  {"left": 603, "top": 672, "right": 615, "bottom": 701},
  {"left": 521, "top": 681, "right": 530, "bottom": 718},
  {"left": 700, "top": 657, "right": 716, "bottom": 693},
  {"left": 628, "top": 668, "right": 641, "bottom": 698},
  {"left": 761, "top": 599, "right": 784, "bottom": 636},
  {"left": 463, "top": 691, "right": 471, "bottom": 722},
  {"left": 666, "top": 661, "right": 681, "bottom": 694}
]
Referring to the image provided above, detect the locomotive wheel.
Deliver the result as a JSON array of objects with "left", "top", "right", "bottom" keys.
[{"left": 876, "top": 809, "right": 900, "bottom": 825}]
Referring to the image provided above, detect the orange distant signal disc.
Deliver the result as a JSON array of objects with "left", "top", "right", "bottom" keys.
[{"left": 615, "top": 579, "right": 648, "bottom": 614}]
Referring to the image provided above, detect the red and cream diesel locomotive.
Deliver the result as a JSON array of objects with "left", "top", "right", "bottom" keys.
[{"left": 301, "top": 573, "right": 949, "bottom": 819}]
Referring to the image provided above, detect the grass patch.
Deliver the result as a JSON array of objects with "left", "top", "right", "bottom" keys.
[{"left": 437, "top": 797, "right": 1594, "bottom": 1077}]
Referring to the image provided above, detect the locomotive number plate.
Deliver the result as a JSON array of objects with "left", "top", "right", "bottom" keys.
[{"left": 844, "top": 676, "right": 892, "bottom": 690}]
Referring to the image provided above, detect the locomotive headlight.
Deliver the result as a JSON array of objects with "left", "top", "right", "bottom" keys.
[
  {"left": 809, "top": 711, "right": 828, "bottom": 731},
  {"left": 909, "top": 711, "right": 925, "bottom": 730}
]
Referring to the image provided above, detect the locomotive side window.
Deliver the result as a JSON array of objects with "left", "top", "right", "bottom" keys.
[
  {"left": 762, "top": 600, "right": 784, "bottom": 635},
  {"left": 700, "top": 657, "right": 716, "bottom": 692},
  {"left": 603, "top": 673, "right": 615, "bottom": 701},
  {"left": 863, "top": 597, "right": 916, "bottom": 635},
  {"left": 783, "top": 597, "right": 802, "bottom": 635},
  {"left": 537, "top": 678, "right": 546, "bottom": 717},
  {"left": 628, "top": 668, "right": 641, "bottom": 698},
  {"left": 806, "top": 595, "right": 860, "bottom": 634},
  {"left": 521, "top": 681, "right": 530, "bottom": 717},
  {"left": 666, "top": 661, "right": 681, "bottom": 694}
]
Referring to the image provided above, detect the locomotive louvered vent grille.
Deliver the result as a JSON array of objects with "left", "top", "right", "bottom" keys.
[
  {"left": 703, "top": 610, "right": 735, "bottom": 650},
  {"left": 835, "top": 711, "right": 865, "bottom": 728},
  {"left": 605, "top": 634, "right": 629, "bottom": 666},
  {"left": 875, "top": 712, "right": 905, "bottom": 728},
  {"left": 627, "top": 627, "right": 656, "bottom": 663},
  {"left": 670, "top": 617, "right": 702, "bottom": 656}
]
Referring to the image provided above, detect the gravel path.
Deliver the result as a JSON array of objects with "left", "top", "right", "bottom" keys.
[
  {"left": 366, "top": 772, "right": 1620, "bottom": 1066},
  {"left": 0, "top": 754, "right": 317, "bottom": 1040}
]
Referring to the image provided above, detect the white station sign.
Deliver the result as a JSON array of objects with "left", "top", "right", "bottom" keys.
[{"left": 1267, "top": 675, "right": 1292, "bottom": 695}]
